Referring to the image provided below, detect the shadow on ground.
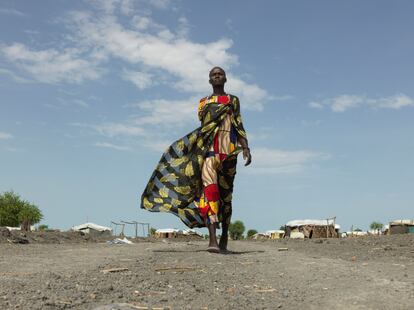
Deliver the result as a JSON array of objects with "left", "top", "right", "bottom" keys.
[{"left": 152, "top": 249, "right": 265, "bottom": 255}]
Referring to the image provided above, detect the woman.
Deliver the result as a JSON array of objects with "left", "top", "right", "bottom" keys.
[{"left": 141, "top": 67, "right": 251, "bottom": 253}]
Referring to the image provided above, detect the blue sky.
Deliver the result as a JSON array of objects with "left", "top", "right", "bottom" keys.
[{"left": 1, "top": 0, "right": 413, "bottom": 234}]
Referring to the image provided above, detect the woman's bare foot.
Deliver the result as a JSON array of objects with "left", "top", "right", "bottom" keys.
[
  {"left": 207, "top": 246, "right": 220, "bottom": 253},
  {"left": 207, "top": 223, "right": 219, "bottom": 253},
  {"left": 219, "top": 233, "right": 228, "bottom": 251}
]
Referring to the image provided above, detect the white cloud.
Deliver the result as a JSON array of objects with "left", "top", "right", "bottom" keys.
[
  {"left": 177, "top": 17, "right": 190, "bottom": 38},
  {"left": 330, "top": 95, "right": 364, "bottom": 112},
  {"left": 89, "top": 0, "right": 135, "bottom": 15},
  {"left": 0, "top": 131, "right": 13, "bottom": 140},
  {"left": 368, "top": 94, "right": 414, "bottom": 109},
  {"left": 131, "top": 96, "right": 198, "bottom": 126},
  {"left": 2, "top": 3, "right": 270, "bottom": 109},
  {"left": 273, "top": 95, "right": 294, "bottom": 101},
  {"left": 246, "top": 147, "right": 330, "bottom": 175},
  {"left": 141, "top": 139, "right": 172, "bottom": 152},
  {"left": 0, "top": 8, "right": 26, "bottom": 17},
  {"left": 0, "top": 68, "right": 31, "bottom": 83},
  {"left": 309, "top": 101, "right": 324, "bottom": 109},
  {"left": 73, "top": 99, "right": 90, "bottom": 108},
  {"left": 119, "top": 0, "right": 135, "bottom": 15},
  {"left": 0, "top": 43, "right": 103, "bottom": 84},
  {"left": 226, "top": 76, "right": 268, "bottom": 110},
  {"left": 4, "top": 146, "right": 19, "bottom": 152},
  {"left": 94, "top": 142, "right": 131, "bottom": 151},
  {"left": 247, "top": 127, "right": 274, "bottom": 142},
  {"left": 131, "top": 16, "right": 152, "bottom": 30},
  {"left": 122, "top": 70, "right": 153, "bottom": 89},
  {"left": 149, "top": 0, "right": 170, "bottom": 9},
  {"left": 16, "top": 1, "right": 274, "bottom": 152},
  {"left": 23, "top": 29, "right": 40, "bottom": 35},
  {"left": 67, "top": 8, "right": 269, "bottom": 110},
  {"left": 92, "top": 123, "right": 145, "bottom": 137},
  {"left": 309, "top": 94, "right": 414, "bottom": 112},
  {"left": 82, "top": 95, "right": 199, "bottom": 152},
  {"left": 72, "top": 122, "right": 145, "bottom": 138},
  {"left": 309, "top": 95, "right": 363, "bottom": 112}
]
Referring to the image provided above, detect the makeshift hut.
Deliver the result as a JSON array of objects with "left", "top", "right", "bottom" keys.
[
  {"left": 252, "top": 233, "right": 267, "bottom": 240},
  {"left": 154, "top": 228, "right": 181, "bottom": 238},
  {"left": 154, "top": 228, "right": 203, "bottom": 239},
  {"left": 72, "top": 222, "right": 112, "bottom": 238},
  {"left": 182, "top": 229, "right": 203, "bottom": 239},
  {"left": 346, "top": 231, "right": 368, "bottom": 237},
  {"left": 388, "top": 220, "right": 414, "bottom": 235},
  {"left": 266, "top": 230, "right": 285, "bottom": 239},
  {"left": 252, "top": 230, "right": 285, "bottom": 240},
  {"left": 285, "top": 219, "right": 339, "bottom": 238}
]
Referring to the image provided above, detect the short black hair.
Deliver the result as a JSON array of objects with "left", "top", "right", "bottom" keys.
[{"left": 209, "top": 66, "right": 226, "bottom": 76}]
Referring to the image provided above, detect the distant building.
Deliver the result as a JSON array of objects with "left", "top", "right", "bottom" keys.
[
  {"left": 345, "top": 231, "right": 368, "bottom": 237},
  {"left": 251, "top": 232, "right": 267, "bottom": 240},
  {"left": 72, "top": 222, "right": 112, "bottom": 237},
  {"left": 285, "top": 219, "right": 340, "bottom": 239},
  {"left": 154, "top": 228, "right": 203, "bottom": 239},
  {"left": 6, "top": 225, "right": 35, "bottom": 231},
  {"left": 266, "top": 230, "right": 285, "bottom": 239},
  {"left": 252, "top": 230, "right": 285, "bottom": 240},
  {"left": 388, "top": 220, "right": 414, "bottom": 235}
]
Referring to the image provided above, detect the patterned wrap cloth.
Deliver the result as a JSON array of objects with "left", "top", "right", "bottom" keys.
[{"left": 140, "top": 94, "right": 247, "bottom": 228}]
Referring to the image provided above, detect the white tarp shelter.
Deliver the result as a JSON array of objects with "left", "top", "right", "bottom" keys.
[
  {"left": 252, "top": 230, "right": 285, "bottom": 239},
  {"left": 155, "top": 228, "right": 181, "bottom": 234},
  {"left": 72, "top": 222, "right": 112, "bottom": 234},
  {"left": 346, "top": 231, "right": 368, "bottom": 237},
  {"left": 183, "top": 229, "right": 203, "bottom": 237},
  {"left": 6, "top": 225, "right": 36, "bottom": 231}
]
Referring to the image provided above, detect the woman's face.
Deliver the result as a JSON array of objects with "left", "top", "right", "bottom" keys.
[{"left": 209, "top": 68, "right": 226, "bottom": 86}]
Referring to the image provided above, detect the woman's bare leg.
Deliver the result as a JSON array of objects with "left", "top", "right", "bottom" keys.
[{"left": 219, "top": 221, "right": 228, "bottom": 251}]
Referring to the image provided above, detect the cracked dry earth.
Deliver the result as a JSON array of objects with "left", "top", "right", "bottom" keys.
[{"left": 0, "top": 235, "right": 413, "bottom": 309}]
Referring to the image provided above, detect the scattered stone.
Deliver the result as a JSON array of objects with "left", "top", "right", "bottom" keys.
[{"left": 101, "top": 267, "right": 129, "bottom": 274}]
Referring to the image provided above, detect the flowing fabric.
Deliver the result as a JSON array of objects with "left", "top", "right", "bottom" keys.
[{"left": 140, "top": 95, "right": 247, "bottom": 228}]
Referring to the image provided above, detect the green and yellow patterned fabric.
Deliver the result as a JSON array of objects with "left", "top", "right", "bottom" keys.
[{"left": 140, "top": 95, "right": 246, "bottom": 228}]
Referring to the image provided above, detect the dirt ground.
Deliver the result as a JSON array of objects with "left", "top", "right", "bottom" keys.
[{"left": 0, "top": 233, "right": 413, "bottom": 310}]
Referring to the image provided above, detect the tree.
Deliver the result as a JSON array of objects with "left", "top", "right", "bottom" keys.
[
  {"left": 0, "top": 191, "right": 43, "bottom": 231},
  {"left": 0, "top": 191, "right": 24, "bottom": 227},
  {"left": 149, "top": 227, "right": 157, "bottom": 236},
  {"left": 18, "top": 203, "right": 43, "bottom": 231},
  {"left": 279, "top": 225, "right": 286, "bottom": 231},
  {"left": 369, "top": 221, "right": 383, "bottom": 234},
  {"left": 247, "top": 229, "right": 258, "bottom": 238},
  {"left": 38, "top": 224, "right": 49, "bottom": 231},
  {"left": 229, "top": 220, "right": 245, "bottom": 240}
]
